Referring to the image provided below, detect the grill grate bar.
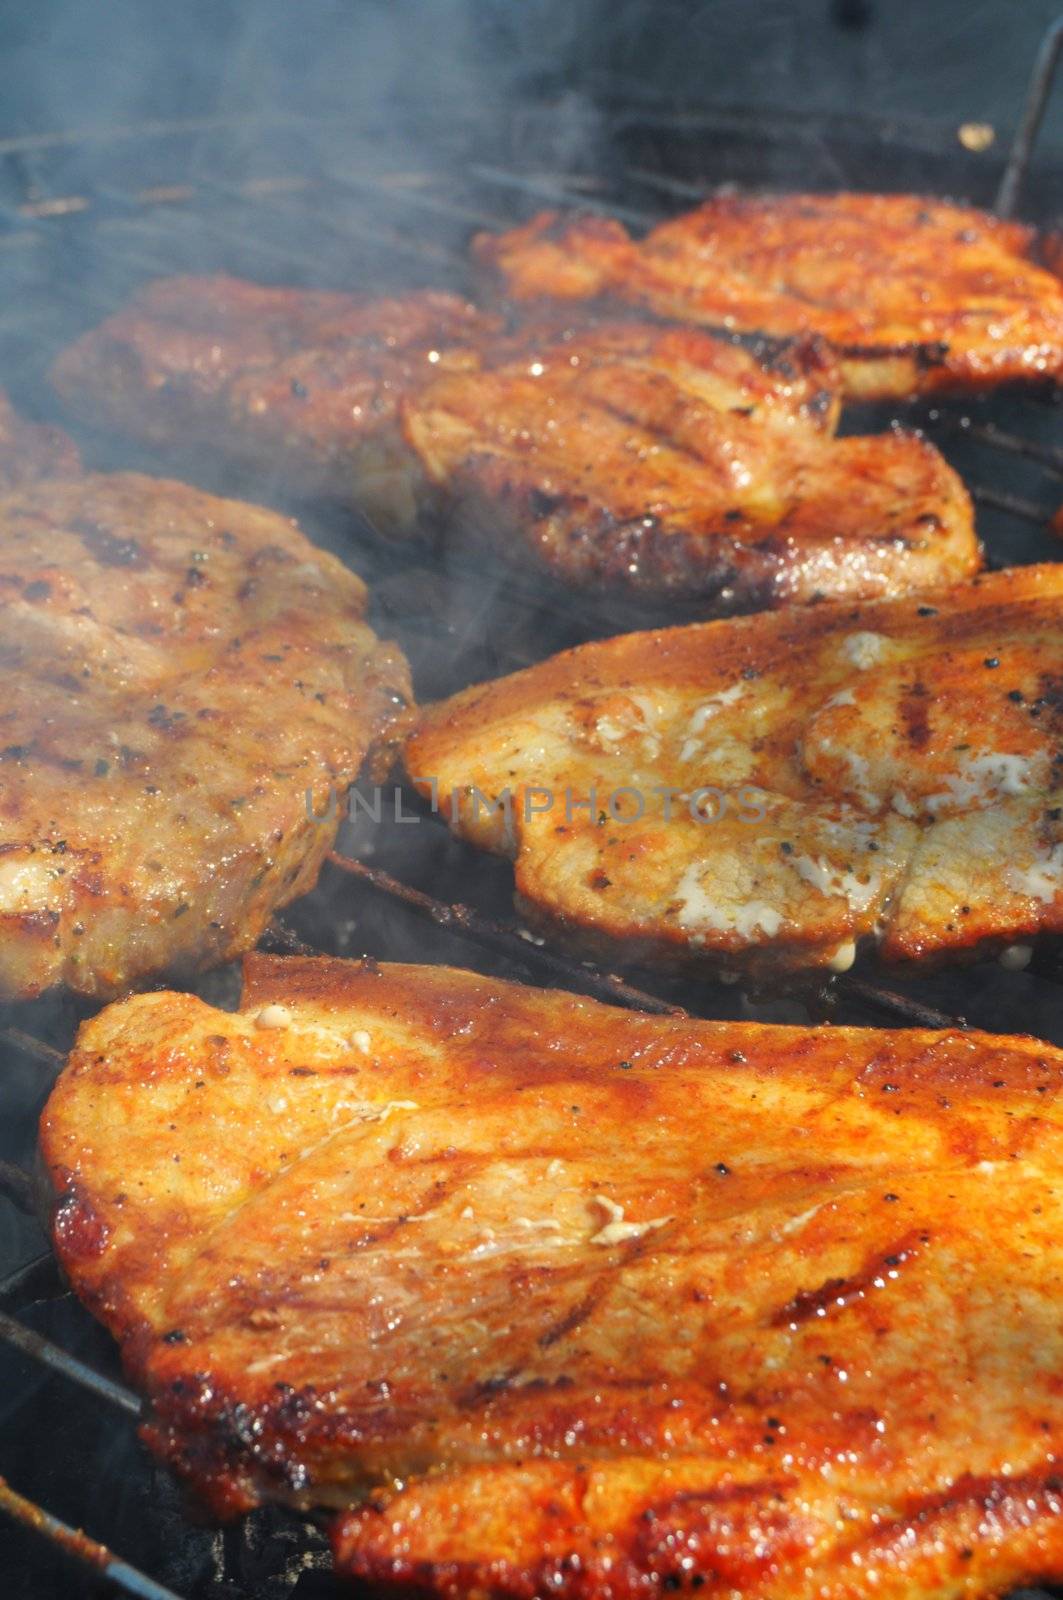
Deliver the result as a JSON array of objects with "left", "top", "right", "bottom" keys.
[
  {"left": 0, "top": 1473, "right": 183, "bottom": 1600},
  {"left": 202, "top": 175, "right": 466, "bottom": 270},
  {"left": 926, "top": 414, "right": 1063, "bottom": 479},
  {"left": 0, "top": 1027, "right": 64, "bottom": 1067},
  {"left": 970, "top": 482, "right": 1052, "bottom": 522},
  {"left": 623, "top": 165, "right": 714, "bottom": 202},
  {"left": 262, "top": 918, "right": 320, "bottom": 958},
  {"left": 0, "top": 1160, "right": 34, "bottom": 1214},
  {"left": 997, "top": 14, "right": 1063, "bottom": 216},
  {"left": 94, "top": 188, "right": 343, "bottom": 278},
  {"left": 324, "top": 165, "right": 513, "bottom": 233},
  {"left": 0, "top": 1304, "right": 141, "bottom": 1416},
  {"left": 826, "top": 975, "right": 966, "bottom": 1031},
  {"left": 326, "top": 849, "right": 976, "bottom": 1032},
  {"left": 0, "top": 1252, "right": 66, "bottom": 1311},
  {"left": 468, "top": 163, "right": 656, "bottom": 226},
  {"left": 326, "top": 850, "right": 686, "bottom": 1015}
]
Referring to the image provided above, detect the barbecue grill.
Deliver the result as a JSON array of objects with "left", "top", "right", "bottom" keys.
[{"left": 4, "top": 10, "right": 1063, "bottom": 1596}]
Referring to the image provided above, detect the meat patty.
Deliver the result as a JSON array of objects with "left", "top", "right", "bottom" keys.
[
  {"left": 403, "top": 318, "right": 977, "bottom": 604},
  {"left": 406, "top": 563, "right": 1063, "bottom": 977},
  {"left": 474, "top": 195, "right": 1063, "bottom": 400},
  {"left": 42, "top": 953, "right": 1063, "bottom": 1599},
  {"left": 0, "top": 447, "right": 409, "bottom": 998},
  {"left": 50, "top": 276, "right": 500, "bottom": 527}
]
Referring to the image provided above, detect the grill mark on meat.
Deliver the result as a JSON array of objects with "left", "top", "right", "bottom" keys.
[
  {"left": 770, "top": 1230, "right": 925, "bottom": 1328},
  {"left": 43, "top": 955, "right": 1063, "bottom": 1593},
  {"left": 900, "top": 679, "right": 932, "bottom": 750},
  {"left": 537, "top": 1283, "right": 607, "bottom": 1350},
  {"left": 839, "top": 338, "right": 952, "bottom": 364},
  {"left": 477, "top": 197, "right": 1063, "bottom": 402},
  {"left": 0, "top": 427, "right": 411, "bottom": 999},
  {"left": 409, "top": 563, "right": 1063, "bottom": 975}
]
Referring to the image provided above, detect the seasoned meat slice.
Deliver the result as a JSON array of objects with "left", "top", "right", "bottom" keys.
[
  {"left": 54, "top": 275, "right": 973, "bottom": 604},
  {"left": 475, "top": 195, "right": 1063, "bottom": 400},
  {"left": 402, "top": 319, "right": 977, "bottom": 604},
  {"left": 51, "top": 280, "right": 977, "bottom": 604},
  {"left": 42, "top": 953, "right": 1063, "bottom": 1600},
  {"left": 0, "top": 461, "right": 409, "bottom": 998},
  {"left": 50, "top": 276, "right": 500, "bottom": 525},
  {"left": 406, "top": 563, "right": 1063, "bottom": 976}
]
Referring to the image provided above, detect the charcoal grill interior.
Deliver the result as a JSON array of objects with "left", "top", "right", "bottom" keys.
[{"left": 4, "top": 15, "right": 1063, "bottom": 1595}]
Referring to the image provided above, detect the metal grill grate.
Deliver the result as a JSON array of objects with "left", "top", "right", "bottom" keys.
[{"left": 2, "top": 21, "right": 1063, "bottom": 1594}]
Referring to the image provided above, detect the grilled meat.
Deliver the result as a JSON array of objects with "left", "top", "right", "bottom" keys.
[
  {"left": 406, "top": 563, "right": 1063, "bottom": 977},
  {"left": 50, "top": 276, "right": 500, "bottom": 526},
  {"left": 50, "top": 280, "right": 978, "bottom": 606},
  {"left": 475, "top": 195, "right": 1063, "bottom": 400},
  {"left": 0, "top": 445, "right": 409, "bottom": 999},
  {"left": 402, "top": 319, "right": 977, "bottom": 604},
  {"left": 42, "top": 952, "right": 1063, "bottom": 1600}
]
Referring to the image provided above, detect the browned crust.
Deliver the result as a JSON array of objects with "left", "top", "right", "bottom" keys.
[
  {"left": 400, "top": 315, "right": 976, "bottom": 605},
  {"left": 475, "top": 196, "right": 1063, "bottom": 400},
  {"left": 407, "top": 564, "right": 1063, "bottom": 975},
  {"left": 51, "top": 274, "right": 978, "bottom": 605},
  {"left": 50, "top": 276, "right": 500, "bottom": 515},
  {"left": 40, "top": 953, "right": 1063, "bottom": 1597},
  {"left": 0, "top": 457, "right": 411, "bottom": 998}
]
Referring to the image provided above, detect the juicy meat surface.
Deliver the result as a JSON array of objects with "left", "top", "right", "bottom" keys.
[
  {"left": 0, "top": 458, "right": 409, "bottom": 998},
  {"left": 42, "top": 953, "right": 1063, "bottom": 1599},
  {"left": 50, "top": 276, "right": 500, "bottom": 525},
  {"left": 474, "top": 195, "right": 1063, "bottom": 400},
  {"left": 406, "top": 563, "right": 1063, "bottom": 976},
  {"left": 50, "top": 279, "right": 978, "bottom": 606},
  {"left": 403, "top": 318, "right": 977, "bottom": 604}
]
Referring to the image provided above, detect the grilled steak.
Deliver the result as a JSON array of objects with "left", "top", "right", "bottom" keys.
[
  {"left": 402, "top": 318, "right": 977, "bottom": 604},
  {"left": 406, "top": 563, "right": 1063, "bottom": 977},
  {"left": 475, "top": 195, "right": 1063, "bottom": 400},
  {"left": 0, "top": 442, "right": 409, "bottom": 998},
  {"left": 52, "top": 279, "right": 978, "bottom": 606},
  {"left": 42, "top": 952, "right": 1063, "bottom": 1599},
  {"left": 50, "top": 276, "right": 500, "bottom": 527}
]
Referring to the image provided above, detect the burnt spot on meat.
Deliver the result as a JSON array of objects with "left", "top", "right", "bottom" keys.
[
  {"left": 529, "top": 488, "right": 565, "bottom": 520},
  {"left": 147, "top": 705, "right": 186, "bottom": 733},
  {"left": 71, "top": 518, "right": 145, "bottom": 568},
  {"left": 900, "top": 680, "right": 931, "bottom": 751}
]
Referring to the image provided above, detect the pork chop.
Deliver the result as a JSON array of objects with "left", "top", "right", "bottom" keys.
[
  {"left": 0, "top": 447, "right": 409, "bottom": 998},
  {"left": 402, "top": 318, "right": 977, "bottom": 604},
  {"left": 475, "top": 196, "right": 1063, "bottom": 400},
  {"left": 50, "top": 276, "right": 500, "bottom": 528},
  {"left": 51, "top": 281, "right": 979, "bottom": 606},
  {"left": 41, "top": 952, "right": 1063, "bottom": 1599}
]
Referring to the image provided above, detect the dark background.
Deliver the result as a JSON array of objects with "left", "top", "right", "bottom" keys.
[{"left": 1, "top": 0, "right": 1061, "bottom": 152}]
